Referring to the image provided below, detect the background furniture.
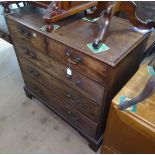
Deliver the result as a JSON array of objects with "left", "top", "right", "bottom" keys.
[
  {"left": 0, "top": 5, "right": 11, "bottom": 43},
  {"left": 0, "top": 2, "right": 26, "bottom": 43},
  {"left": 4, "top": 5, "right": 151, "bottom": 151},
  {"left": 1, "top": 1, "right": 155, "bottom": 48},
  {"left": 102, "top": 64, "right": 155, "bottom": 153},
  {"left": 2, "top": 1, "right": 155, "bottom": 48}
]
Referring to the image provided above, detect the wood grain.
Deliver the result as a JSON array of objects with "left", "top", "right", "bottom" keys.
[
  {"left": 5, "top": 6, "right": 147, "bottom": 66},
  {"left": 102, "top": 64, "right": 155, "bottom": 153},
  {"left": 7, "top": 18, "right": 47, "bottom": 54},
  {"left": 47, "top": 38, "right": 107, "bottom": 85},
  {"left": 23, "top": 73, "right": 98, "bottom": 138},
  {"left": 14, "top": 43, "right": 104, "bottom": 105},
  {"left": 19, "top": 58, "right": 102, "bottom": 122},
  {"left": 5, "top": 6, "right": 150, "bottom": 151}
]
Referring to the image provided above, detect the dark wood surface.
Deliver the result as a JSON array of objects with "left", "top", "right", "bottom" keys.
[
  {"left": 47, "top": 38, "right": 108, "bottom": 85},
  {"left": 14, "top": 42, "right": 105, "bottom": 105},
  {"left": 47, "top": 16, "right": 148, "bottom": 66},
  {"left": 42, "top": 1, "right": 97, "bottom": 24},
  {"left": 19, "top": 57, "right": 102, "bottom": 122},
  {"left": 85, "top": 1, "right": 155, "bottom": 49},
  {"left": 7, "top": 19, "right": 47, "bottom": 53},
  {"left": 5, "top": 6, "right": 150, "bottom": 151},
  {"left": 24, "top": 73, "right": 98, "bottom": 138},
  {"left": 5, "top": 5, "right": 148, "bottom": 66},
  {"left": 102, "top": 64, "right": 155, "bottom": 153}
]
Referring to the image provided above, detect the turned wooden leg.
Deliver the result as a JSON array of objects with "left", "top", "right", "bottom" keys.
[
  {"left": 93, "top": 3, "right": 114, "bottom": 49},
  {"left": 118, "top": 75, "right": 155, "bottom": 110},
  {"left": 24, "top": 87, "right": 33, "bottom": 99}
]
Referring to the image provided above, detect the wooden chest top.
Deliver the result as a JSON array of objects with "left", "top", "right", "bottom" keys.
[
  {"left": 113, "top": 64, "right": 155, "bottom": 127},
  {"left": 5, "top": 6, "right": 148, "bottom": 66}
]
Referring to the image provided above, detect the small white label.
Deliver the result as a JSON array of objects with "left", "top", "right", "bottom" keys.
[
  {"left": 67, "top": 68, "right": 72, "bottom": 76},
  {"left": 33, "top": 33, "right": 37, "bottom": 37}
]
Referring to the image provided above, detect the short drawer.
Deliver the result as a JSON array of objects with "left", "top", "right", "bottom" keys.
[
  {"left": 14, "top": 43, "right": 51, "bottom": 70},
  {"left": 7, "top": 18, "right": 46, "bottom": 53},
  {"left": 14, "top": 43, "right": 104, "bottom": 105},
  {"left": 20, "top": 58, "right": 101, "bottom": 122},
  {"left": 24, "top": 74, "right": 98, "bottom": 138},
  {"left": 47, "top": 38, "right": 107, "bottom": 85}
]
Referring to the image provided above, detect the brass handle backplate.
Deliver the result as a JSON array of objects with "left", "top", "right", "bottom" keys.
[
  {"left": 67, "top": 111, "right": 79, "bottom": 123},
  {"left": 29, "top": 69, "right": 40, "bottom": 77}
]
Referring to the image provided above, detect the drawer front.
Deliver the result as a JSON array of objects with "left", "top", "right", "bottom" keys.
[
  {"left": 19, "top": 58, "right": 101, "bottom": 122},
  {"left": 7, "top": 18, "right": 46, "bottom": 53},
  {"left": 23, "top": 74, "right": 97, "bottom": 138},
  {"left": 14, "top": 43, "right": 104, "bottom": 105},
  {"left": 49, "top": 58, "right": 104, "bottom": 105},
  {"left": 14, "top": 43, "right": 51, "bottom": 69},
  {"left": 47, "top": 38, "right": 107, "bottom": 85}
]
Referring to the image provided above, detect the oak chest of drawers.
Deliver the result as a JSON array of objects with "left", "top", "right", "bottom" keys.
[
  {"left": 102, "top": 64, "right": 155, "bottom": 153},
  {"left": 5, "top": 6, "right": 150, "bottom": 151}
]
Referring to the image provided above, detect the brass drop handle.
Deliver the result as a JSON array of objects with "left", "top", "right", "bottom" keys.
[
  {"left": 24, "top": 32, "right": 31, "bottom": 38},
  {"left": 75, "top": 56, "right": 82, "bottom": 63},
  {"left": 70, "top": 80, "right": 81, "bottom": 87},
  {"left": 67, "top": 57, "right": 82, "bottom": 65},
  {"left": 65, "top": 72, "right": 81, "bottom": 87},
  {"left": 24, "top": 48, "right": 35, "bottom": 59},
  {"left": 19, "top": 28, "right": 32, "bottom": 38},
  {"left": 29, "top": 69, "right": 40, "bottom": 77},
  {"left": 75, "top": 80, "right": 81, "bottom": 86},
  {"left": 66, "top": 91, "right": 81, "bottom": 104},
  {"left": 67, "top": 111, "right": 79, "bottom": 122},
  {"left": 70, "top": 98, "right": 81, "bottom": 105},
  {"left": 68, "top": 58, "right": 77, "bottom": 65},
  {"left": 65, "top": 49, "right": 82, "bottom": 64}
]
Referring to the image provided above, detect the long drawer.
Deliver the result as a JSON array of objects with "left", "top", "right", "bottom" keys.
[
  {"left": 14, "top": 42, "right": 51, "bottom": 69},
  {"left": 7, "top": 18, "right": 46, "bottom": 54},
  {"left": 19, "top": 57, "right": 101, "bottom": 122},
  {"left": 47, "top": 38, "right": 107, "bottom": 85},
  {"left": 23, "top": 74, "right": 98, "bottom": 138},
  {"left": 14, "top": 43, "right": 104, "bottom": 105}
]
